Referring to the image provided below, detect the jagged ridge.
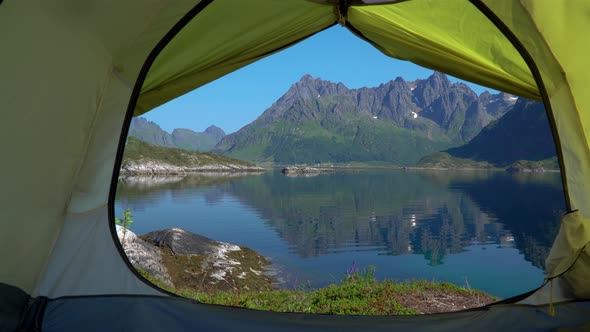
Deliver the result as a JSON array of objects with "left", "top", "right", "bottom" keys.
[{"left": 213, "top": 72, "right": 516, "bottom": 165}]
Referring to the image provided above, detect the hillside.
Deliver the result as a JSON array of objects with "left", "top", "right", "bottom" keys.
[
  {"left": 213, "top": 72, "right": 515, "bottom": 165},
  {"left": 129, "top": 117, "right": 225, "bottom": 152},
  {"left": 121, "top": 137, "right": 264, "bottom": 174},
  {"left": 417, "top": 99, "right": 558, "bottom": 170}
]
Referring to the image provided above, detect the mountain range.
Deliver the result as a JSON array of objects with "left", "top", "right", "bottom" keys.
[
  {"left": 129, "top": 117, "right": 225, "bottom": 152},
  {"left": 212, "top": 72, "right": 517, "bottom": 165},
  {"left": 417, "top": 99, "right": 558, "bottom": 169},
  {"left": 128, "top": 72, "right": 557, "bottom": 168}
]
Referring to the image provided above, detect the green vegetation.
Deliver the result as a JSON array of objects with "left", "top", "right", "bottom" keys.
[
  {"left": 158, "top": 246, "right": 273, "bottom": 293},
  {"left": 115, "top": 208, "right": 133, "bottom": 245},
  {"left": 417, "top": 153, "right": 559, "bottom": 172},
  {"left": 115, "top": 208, "right": 134, "bottom": 229},
  {"left": 507, "top": 158, "right": 559, "bottom": 172},
  {"left": 136, "top": 267, "right": 175, "bottom": 293},
  {"left": 141, "top": 266, "right": 495, "bottom": 315},
  {"left": 123, "top": 137, "right": 258, "bottom": 168},
  {"left": 416, "top": 152, "right": 496, "bottom": 170},
  {"left": 217, "top": 116, "right": 451, "bottom": 166}
]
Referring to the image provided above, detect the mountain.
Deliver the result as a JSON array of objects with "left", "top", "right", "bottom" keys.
[
  {"left": 213, "top": 72, "right": 515, "bottom": 165},
  {"left": 129, "top": 118, "right": 225, "bottom": 152},
  {"left": 171, "top": 125, "right": 226, "bottom": 151},
  {"left": 417, "top": 99, "right": 558, "bottom": 169},
  {"left": 129, "top": 117, "right": 175, "bottom": 148}
]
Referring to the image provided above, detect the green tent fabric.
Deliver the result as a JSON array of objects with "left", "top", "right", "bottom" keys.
[{"left": 1, "top": 0, "right": 589, "bottom": 330}]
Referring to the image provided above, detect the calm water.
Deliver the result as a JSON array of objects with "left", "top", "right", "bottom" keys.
[{"left": 115, "top": 169, "right": 564, "bottom": 299}]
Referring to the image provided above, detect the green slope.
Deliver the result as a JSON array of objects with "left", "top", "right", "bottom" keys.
[{"left": 123, "top": 137, "right": 257, "bottom": 168}]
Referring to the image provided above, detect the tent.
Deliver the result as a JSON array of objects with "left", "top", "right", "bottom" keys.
[{"left": 1, "top": 0, "right": 589, "bottom": 330}]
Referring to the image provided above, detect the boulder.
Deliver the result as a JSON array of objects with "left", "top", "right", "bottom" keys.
[
  {"left": 116, "top": 225, "right": 173, "bottom": 287},
  {"left": 142, "top": 228, "right": 227, "bottom": 255}
]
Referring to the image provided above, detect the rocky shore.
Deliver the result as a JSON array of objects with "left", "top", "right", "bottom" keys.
[
  {"left": 281, "top": 166, "right": 336, "bottom": 177},
  {"left": 120, "top": 160, "right": 265, "bottom": 175},
  {"left": 117, "top": 226, "right": 273, "bottom": 292}
]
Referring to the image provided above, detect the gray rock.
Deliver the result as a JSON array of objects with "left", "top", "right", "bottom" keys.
[
  {"left": 142, "top": 228, "right": 225, "bottom": 256},
  {"left": 116, "top": 225, "right": 173, "bottom": 287},
  {"left": 120, "top": 160, "right": 265, "bottom": 175},
  {"left": 119, "top": 227, "right": 273, "bottom": 292},
  {"left": 281, "top": 166, "right": 336, "bottom": 176}
]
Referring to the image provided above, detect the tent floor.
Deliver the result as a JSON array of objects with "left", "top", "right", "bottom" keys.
[{"left": 39, "top": 294, "right": 590, "bottom": 331}]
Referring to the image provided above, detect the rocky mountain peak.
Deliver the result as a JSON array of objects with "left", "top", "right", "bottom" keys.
[
  {"left": 427, "top": 71, "right": 451, "bottom": 88},
  {"left": 292, "top": 74, "right": 325, "bottom": 90},
  {"left": 299, "top": 73, "right": 315, "bottom": 83},
  {"left": 413, "top": 71, "right": 452, "bottom": 107},
  {"left": 277, "top": 74, "right": 352, "bottom": 107},
  {"left": 130, "top": 117, "right": 163, "bottom": 131},
  {"left": 479, "top": 91, "right": 492, "bottom": 99},
  {"left": 204, "top": 125, "right": 226, "bottom": 141},
  {"left": 393, "top": 76, "right": 406, "bottom": 84}
]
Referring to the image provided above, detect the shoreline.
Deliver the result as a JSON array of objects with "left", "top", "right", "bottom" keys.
[
  {"left": 120, "top": 168, "right": 267, "bottom": 176},
  {"left": 119, "top": 159, "right": 267, "bottom": 176},
  {"left": 119, "top": 164, "right": 560, "bottom": 176},
  {"left": 274, "top": 164, "right": 560, "bottom": 174}
]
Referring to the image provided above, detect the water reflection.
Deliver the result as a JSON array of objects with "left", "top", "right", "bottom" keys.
[{"left": 116, "top": 169, "right": 563, "bottom": 271}]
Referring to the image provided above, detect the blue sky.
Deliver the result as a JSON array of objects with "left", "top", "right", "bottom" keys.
[{"left": 143, "top": 26, "right": 495, "bottom": 134}]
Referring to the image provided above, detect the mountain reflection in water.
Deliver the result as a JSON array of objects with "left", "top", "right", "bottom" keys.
[{"left": 115, "top": 169, "right": 564, "bottom": 298}]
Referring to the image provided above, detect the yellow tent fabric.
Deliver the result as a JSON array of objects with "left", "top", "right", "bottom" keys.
[
  {"left": 135, "top": 0, "right": 335, "bottom": 114},
  {"left": 480, "top": 0, "right": 590, "bottom": 217},
  {"left": 478, "top": 0, "right": 590, "bottom": 300},
  {"left": 135, "top": 0, "right": 542, "bottom": 115},
  {"left": 1, "top": 1, "right": 589, "bottom": 325},
  {"left": 348, "top": 1, "right": 538, "bottom": 100}
]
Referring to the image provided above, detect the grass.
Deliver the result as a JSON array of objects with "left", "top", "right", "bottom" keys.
[
  {"left": 139, "top": 265, "right": 497, "bottom": 315},
  {"left": 158, "top": 246, "right": 273, "bottom": 293},
  {"left": 136, "top": 267, "right": 175, "bottom": 293}
]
